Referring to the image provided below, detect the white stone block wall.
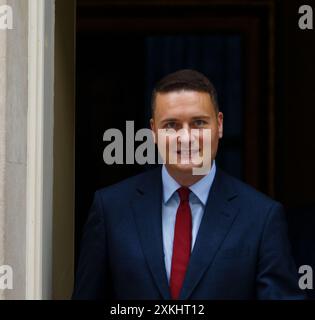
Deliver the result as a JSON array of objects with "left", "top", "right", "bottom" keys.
[
  {"left": 0, "top": 0, "right": 8, "bottom": 301},
  {"left": 0, "top": 0, "right": 74, "bottom": 300},
  {"left": 0, "top": 0, "right": 29, "bottom": 299}
]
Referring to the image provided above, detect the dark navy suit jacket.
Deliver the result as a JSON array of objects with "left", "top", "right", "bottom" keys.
[{"left": 72, "top": 167, "right": 305, "bottom": 300}]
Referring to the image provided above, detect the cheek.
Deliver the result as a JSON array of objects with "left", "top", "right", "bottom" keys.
[
  {"left": 198, "top": 130, "right": 212, "bottom": 147},
  {"left": 210, "top": 131, "right": 220, "bottom": 151},
  {"left": 157, "top": 133, "right": 177, "bottom": 149}
]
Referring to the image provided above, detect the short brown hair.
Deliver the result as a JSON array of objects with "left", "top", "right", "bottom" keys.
[{"left": 151, "top": 69, "right": 219, "bottom": 116}]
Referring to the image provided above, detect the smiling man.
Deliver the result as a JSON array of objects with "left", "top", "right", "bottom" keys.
[
  {"left": 72, "top": 69, "right": 305, "bottom": 300},
  {"left": 151, "top": 87, "right": 222, "bottom": 184}
]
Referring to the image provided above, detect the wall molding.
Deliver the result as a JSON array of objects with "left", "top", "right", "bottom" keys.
[{"left": 26, "top": 0, "right": 55, "bottom": 299}]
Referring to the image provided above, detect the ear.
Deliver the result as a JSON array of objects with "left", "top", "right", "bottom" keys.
[
  {"left": 150, "top": 118, "right": 157, "bottom": 144},
  {"left": 218, "top": 112, "right": 223, "bottom": 138}
]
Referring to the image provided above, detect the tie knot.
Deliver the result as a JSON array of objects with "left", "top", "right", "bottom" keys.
[{"left": 177, "top": 187, "right": 190, "bottom": 202}]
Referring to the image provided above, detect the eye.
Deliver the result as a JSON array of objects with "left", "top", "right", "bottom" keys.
[
  {"left": 193, "top": 119, "right": 207, "bottom": 127},
  {"left": 164, "top": 122, "right": 177, "bottom": 130}
]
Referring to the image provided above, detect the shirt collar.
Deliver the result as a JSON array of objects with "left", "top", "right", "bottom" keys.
[{"left": 162, "top": 161, "right": 217, "bottom": 205}]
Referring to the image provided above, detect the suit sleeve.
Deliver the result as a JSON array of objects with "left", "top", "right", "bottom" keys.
[
  {"left": 72, "top": 191, "right": 109, "bottom": 300},
  {"left": 256, "top": 202, "right": 307, "bottom": 299}
]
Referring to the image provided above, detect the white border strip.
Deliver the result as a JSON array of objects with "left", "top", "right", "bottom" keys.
[
  {"left": 0, "top": 0, "right": 8, "bottom": 302},
  {"left": 26, "top": 0, "right": 55, "bottom": 299},
  {"left": 26, "top": 0, "right": 45, "bottom": 299}
]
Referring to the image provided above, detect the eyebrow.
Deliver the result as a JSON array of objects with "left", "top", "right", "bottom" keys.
[
  {"left": 190, "top": 115, "right": 211, "bottom": 120},
  {"left": 160, "top": 118, "right": 178, "bottom": 124},
  {"left": 160, "top": 115, "right": 211, "bottom": 124}
]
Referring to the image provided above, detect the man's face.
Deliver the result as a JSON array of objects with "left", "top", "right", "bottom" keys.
[{"left": 150, "top": 90, "right": 223, "bottom": 176}]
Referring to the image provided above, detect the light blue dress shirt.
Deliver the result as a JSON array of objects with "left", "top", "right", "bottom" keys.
[{"left": 161, "top": 161, "right": 217, "bottom": 283}]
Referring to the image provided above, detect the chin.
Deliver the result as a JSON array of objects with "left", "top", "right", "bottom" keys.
[{"left": 168, "top": 163, "right": 199, "bottom": 175}]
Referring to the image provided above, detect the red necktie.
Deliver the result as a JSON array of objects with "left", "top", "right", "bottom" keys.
[{"left": 170, "top": 187, "right": 192, "bottom": 299}]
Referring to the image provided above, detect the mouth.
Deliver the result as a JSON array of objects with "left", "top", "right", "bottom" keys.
[{"left": 176, "top": 149, "right": 200, "bottom": 156}]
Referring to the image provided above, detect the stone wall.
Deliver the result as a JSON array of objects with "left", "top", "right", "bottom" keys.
[{"left": 0, "top": 0, "right": 28, "bottom": 300}]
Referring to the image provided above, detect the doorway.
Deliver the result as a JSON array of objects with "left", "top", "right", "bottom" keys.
[{"left": 75, "top": 0, "right": 275, "bottom": 274}]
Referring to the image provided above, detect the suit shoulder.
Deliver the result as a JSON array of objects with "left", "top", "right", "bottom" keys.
[
  {"left": 218, "top": 169, "right": 282, "bottom": 209},
  {"left": 95, "top": 166, "right": 161, "bottom": 199}
]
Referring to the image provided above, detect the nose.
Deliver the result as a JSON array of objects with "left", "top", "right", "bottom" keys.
[
  {"left": 177, "top": 124, "right": 201, "bottom": 151},
  {"left": 177, "top": 124, "right": 190, "bottom": 145},
  {"left": 177, "top": 124, "right": 201, "bottom": 150}
]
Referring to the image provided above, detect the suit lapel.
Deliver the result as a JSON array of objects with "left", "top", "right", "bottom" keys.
[
  {"left": 131, "top": 167, "right": 171, "bottom": 300},
  {"left": 179, "top": 169, "right": 239, "bottom": 300},
  {"left": 131, "top": 167, "right": 239, "bottom": 300}
]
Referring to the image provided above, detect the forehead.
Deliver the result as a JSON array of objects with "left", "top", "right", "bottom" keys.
[{"left": 154, "top": 90, "right": 215, "bottom": 118}]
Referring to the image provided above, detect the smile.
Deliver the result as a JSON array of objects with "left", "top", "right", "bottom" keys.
[{"left": 176, "top": 149, "right": 200, "bottom": 156}]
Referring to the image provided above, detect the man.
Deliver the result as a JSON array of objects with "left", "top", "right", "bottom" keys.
[{"left": 72, "top": 69, "right": 305, "bottom": 300}]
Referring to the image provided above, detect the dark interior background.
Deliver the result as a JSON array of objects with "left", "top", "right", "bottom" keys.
[{"left": 75, "top": 0, "right": 315, "bottom": 298}]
